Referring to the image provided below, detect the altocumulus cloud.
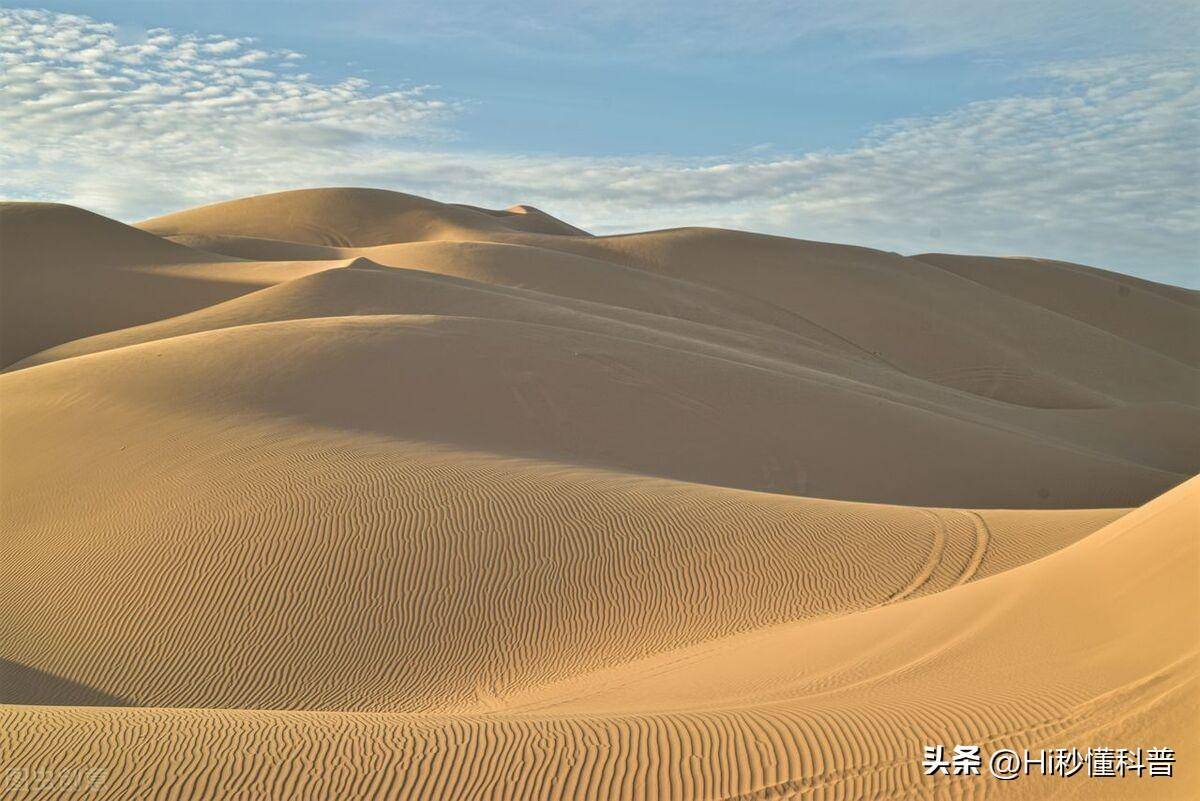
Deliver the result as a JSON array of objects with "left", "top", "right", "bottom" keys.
[
  {"left": 0, "top": 9, "right": 455, "bottom": 214},
  {"left": 1, "top": 7, "right": 1196, "bottom": 285}
]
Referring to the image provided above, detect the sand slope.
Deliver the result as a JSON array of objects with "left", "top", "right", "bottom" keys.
[
  {"left": 913, "top": 252, "right": 1200, "bottom": 366},
  {"left": 0, "top": 203, "right": 330, "bottom": 366},
  {"left": 2, "top": 188, "right": 1197, "bottom": 799},
  {"left": 140, "top": 190, "right": 1200, "bottom": 410},
  {"left": 1, "top": 473, "right": 1193, "bottom": 799}
]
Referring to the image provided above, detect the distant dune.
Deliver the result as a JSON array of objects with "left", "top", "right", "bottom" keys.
[{"left": 1, "top": 188, "right": 1197, "bottom": 799}]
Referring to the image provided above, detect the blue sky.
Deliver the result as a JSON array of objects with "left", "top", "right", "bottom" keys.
[{"left": 2, "top": 1, "right": 1197, "bottom": 285}]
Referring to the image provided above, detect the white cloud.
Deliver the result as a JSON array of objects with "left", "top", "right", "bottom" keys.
[
  {"left": 1, "top": 8, "right": 1196, "bottom": 286},
  {"left": 0, "top": 8, "right": 455, "bottom": 214}
]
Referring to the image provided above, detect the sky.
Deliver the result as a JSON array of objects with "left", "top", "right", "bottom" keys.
[{"left": 1, "top": 1, "right": 1197, "bottom": 286}]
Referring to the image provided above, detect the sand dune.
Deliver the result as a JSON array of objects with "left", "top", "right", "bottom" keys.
[
  {"left": 139, "top": 187, "right": 592, "bottom": 246},
  {"left": 0, "top": 202, "right": 330, "bottom": 366},
  {"left": 914, "top": 252, "right": 1200, "bottom": 366},
  {"left": 140, "top": 189, "right": 1199, "bottom": 409},
  {"left": 3, "top": 299, "right": 1184, "bottom": 508},
  {"left": 2, "top": 188, "right": 1197, "bottom": 799}
]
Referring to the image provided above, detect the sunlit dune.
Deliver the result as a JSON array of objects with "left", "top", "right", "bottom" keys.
[{"left": 2, "top": 188, "right": 1196, "bottom": 799}]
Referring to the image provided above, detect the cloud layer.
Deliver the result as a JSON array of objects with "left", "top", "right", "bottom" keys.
[
  {"left": 0, "top": 9, "right": 454, "bottom": 213},
  {"left": 1, "top": 8, "right": 1196, "bottom": 285}
]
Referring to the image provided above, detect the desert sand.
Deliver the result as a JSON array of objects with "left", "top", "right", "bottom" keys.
[{"left": 1, "top": 188, "right": 1197, "bottom": 800}]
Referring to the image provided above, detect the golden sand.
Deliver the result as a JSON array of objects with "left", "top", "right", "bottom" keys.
[{"left": 2, "top": 189, "right": 1196, "bottom": 799}]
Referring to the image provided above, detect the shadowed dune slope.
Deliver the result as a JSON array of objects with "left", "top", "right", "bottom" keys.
[
  {"left": 0, "top": 202, "right": 331, "bottom": 366},
  {"left": 913, "top": 253, "right": 1200, "bottom": 366},
  {"left": 507, "top": 227, "right": 1200, "bottom": 407},
  {"left": 2, "top": 188, "right": 1198, "bottom": 800},
  {"left": 2, "top": 313, "right": 1184, "bottom": 507},
  {"left": 165, "top": 232, "right": 347, "bottom": 262},
  {"left": 8, "top": 265, "right": 1193, "bottom": 502}
]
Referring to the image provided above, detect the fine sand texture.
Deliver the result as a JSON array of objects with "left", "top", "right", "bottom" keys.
[{"left": 1, "top": 188, "right": 1197, "bottom": 800}]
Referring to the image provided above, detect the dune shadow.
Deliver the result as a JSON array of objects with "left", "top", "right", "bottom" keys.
[{"left": 0, "top": 659, "right": 128, "bottom": 706}]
